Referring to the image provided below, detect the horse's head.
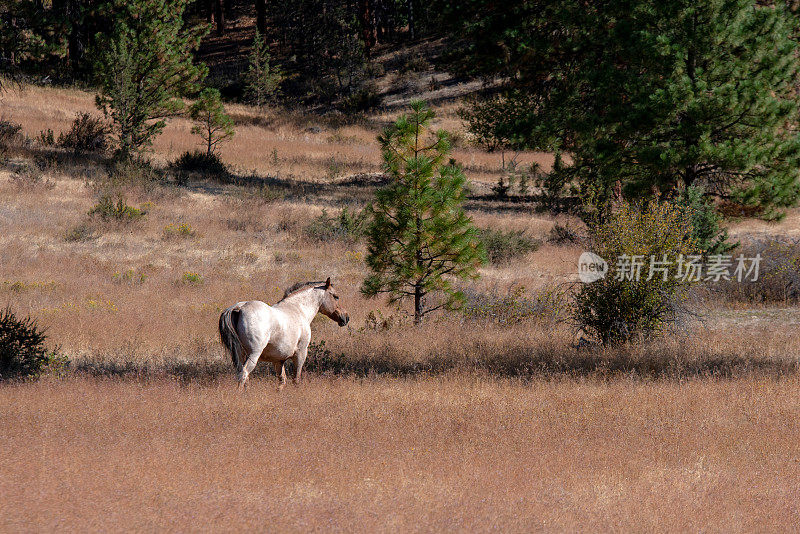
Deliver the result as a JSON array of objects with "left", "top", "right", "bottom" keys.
[{"left": 319, "top": 277, "right": 349, "bottom": 327}]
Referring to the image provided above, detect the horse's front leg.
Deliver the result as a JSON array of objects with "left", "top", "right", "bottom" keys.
[
  {"left": 273, "top": 360, "right": 287, "bottom": 391},
  {"left": 292, "top": 344, "right": 308, "bottom": 385}
]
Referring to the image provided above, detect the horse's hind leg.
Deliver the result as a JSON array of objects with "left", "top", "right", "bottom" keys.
[
  {"left": 273, "top": 360, "right": 287, "bottom": 391},
  {"left": 237, "top": 347, "right": 264, "bottom": 391}
]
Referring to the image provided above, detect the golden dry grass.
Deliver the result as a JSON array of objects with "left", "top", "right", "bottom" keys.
[
  {"left": 1, "top": 84, "right": 553, "bottom": 187},
  {"left": 3, "top": 375, "right": 799, "bottom": 532},
  {"left": 3, "top": 84, "right": 800, "bottom": 530}
]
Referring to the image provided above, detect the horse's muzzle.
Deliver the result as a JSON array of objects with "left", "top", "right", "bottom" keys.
[{"left": 337, "top": 312, "right": 350, "bottom": 327}]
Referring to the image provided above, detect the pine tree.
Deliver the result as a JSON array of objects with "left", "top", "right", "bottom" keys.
[
  {"left": 362, "top": 101, "right": 486, "bottom": 324},
  {"left": 244, "top": 30, "right": 282, "bottom": 109},
  {"left": 458, "top": 0, "right": 800, "bottom": 217},
  {"left": 189, "top": 88, "right": 234, "bottom": 156},
  {"left": 93, "top": 0, "right": 208, "bottom": 159}
]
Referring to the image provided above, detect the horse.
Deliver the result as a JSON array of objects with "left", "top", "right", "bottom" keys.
[{"left": 218, "top": 278, "right": 349, "bottom": 390}]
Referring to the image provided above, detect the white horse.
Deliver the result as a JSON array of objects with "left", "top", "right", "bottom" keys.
[{"left": 218, "top": 278, "right": 349, "bottom": 390}]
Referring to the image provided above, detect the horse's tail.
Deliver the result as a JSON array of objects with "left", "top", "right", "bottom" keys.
[{"left": 219, "top": 306, "right": 243, "bottom": 371}]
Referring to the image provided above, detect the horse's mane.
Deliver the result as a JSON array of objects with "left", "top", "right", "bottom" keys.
[{"left": 279, "top": 280, "right": 326, "bottom": 302}]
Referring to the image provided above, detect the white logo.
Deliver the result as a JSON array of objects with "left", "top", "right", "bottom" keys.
[{"left": 578, "top": 252, "right": 608, "bottom": 283}]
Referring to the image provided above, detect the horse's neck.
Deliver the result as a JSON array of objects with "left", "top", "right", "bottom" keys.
[{"left": 276, "top": 289, "right": 320, "bottom": 324}]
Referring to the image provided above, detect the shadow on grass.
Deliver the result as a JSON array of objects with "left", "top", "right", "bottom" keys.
[{"left": 68, "top": 339, "right": 800, "bottom": 384}]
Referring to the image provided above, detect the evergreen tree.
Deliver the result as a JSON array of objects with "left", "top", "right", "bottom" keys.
[
  {"left": 0, "top": 0, "right": 65, "bottom": 89},
  {"left": 93, "top": 0, "right": 208, "bottom": 159},
  {"left": 676, "top": 185, "right": 737, "bottom": 257},
  {"left": 189, "top": 88, "right": 234, "bottom": 156},
  {"left": 244, "top": 30, "right": 282, "bottom": 109},
  {"left": 458, "top": 0, "right": 800, "bottom": 217},
  {"left": 362, "top": 101, "right": 486, "bottom": 324},
  {"left": 265, "top": 0, "right": 367, "bottom": 102}
]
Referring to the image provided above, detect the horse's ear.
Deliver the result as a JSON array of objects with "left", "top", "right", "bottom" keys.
[{"left": 325, "top": 277, "right": 331, "bottom": 289}]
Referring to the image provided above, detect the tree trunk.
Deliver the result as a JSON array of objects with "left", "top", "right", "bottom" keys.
[
  {"left": 255, "top": 0, "right": 267, "bottom": 36},
  {"left": 215, "top": 0, "right": 225, "bottom": 36},
  {"left": 359, "top": 0, "right": 375, "bottom": 57},
  {"left": 406, "top": 0, "right": 415, "bottom": 40},
  {"left": 414, "top": 283, "right": 423, "bottom": 325}
]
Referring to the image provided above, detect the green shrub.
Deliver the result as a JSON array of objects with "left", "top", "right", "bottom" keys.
[
  {"left": 58, "top": 112, "right": 108, "bottom": 153},
  {"left": 163, "top": 223, "right": 197, "bottom": 239},
  {"left": 180, "top": 271, "right": 203, "bottom": 284},
  {"left": 492, "top": 157, "right": 537, "bottom": 198},
  {"left": 89, "top": 193, "right": 147, "bottom": 222},
  {"left": 0, "top": 307, "right": 66, "bottom": 381},
  {"left": 304, "top": 207, "right": 366, "bottom": 242},
  {"left": 36, "top": 128, "right": 56, "bottom": 147},
  {"left": 572, "top": 199, "right": 698, "bottom": 344},
  {"left": 536, "top": 151, "right": 571, "bottom": 212},
  {"left": 172, "top": 150, "right": 228, "bottom": 179},
  {"left": 478, "top": 228, "right": 540, "bottom": 263}
]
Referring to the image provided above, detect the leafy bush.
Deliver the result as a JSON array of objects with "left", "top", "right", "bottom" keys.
[
  {"left": 712, "top": 238, "right": 800, "bottom": 303},
  {"left": 304, "top": 207, "right": 367, "bottom": 242},
  {"left": 172, "top": 150, "right": 228, "bottom": 178},
  {"left": 89, "top": 193, "right": 147, "bottom": 222},
  {"left": 0, "top": 307, "right": 65, "bottom": 381},
  {"left": 572, "top": 199, "right": 697, "bottom": 344},
  {"left": 58, "top": 112, "right": 108, "bottom": 153},
  {"left": 478, "top": 228, "right": 540, "bottom": 263}
]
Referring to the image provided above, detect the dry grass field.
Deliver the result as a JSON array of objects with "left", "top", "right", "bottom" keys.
[
  {"left": 2, "top": 84, "right": 800, "bottom": 531},
  {"left": 3, "top": 376, "right": 800, "bottom": 531}
]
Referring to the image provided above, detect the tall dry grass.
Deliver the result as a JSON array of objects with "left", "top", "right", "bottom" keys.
[{"left": 2, "top": 375, "right": 799, "bottom": 531}]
